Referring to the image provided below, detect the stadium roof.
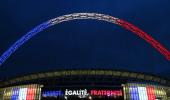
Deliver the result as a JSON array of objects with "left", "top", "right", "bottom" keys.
[
  {"left": 1, "top": 70, "right": 169, "bottom": 87},
  {"left": 0, "top": 0, "right": 170, "bottom": 80}
]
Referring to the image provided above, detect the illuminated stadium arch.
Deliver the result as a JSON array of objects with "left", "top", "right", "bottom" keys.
[{"left": 0, "top": 13, "right": 170, "bottom": 66}]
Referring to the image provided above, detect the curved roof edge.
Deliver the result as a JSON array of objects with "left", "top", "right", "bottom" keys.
[{"left": 0, "top": 69, "right": 170, "bottom": 87}]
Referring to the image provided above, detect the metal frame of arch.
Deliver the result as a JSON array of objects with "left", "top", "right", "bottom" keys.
[{"left": 0, "top": 13, "right": 170, "bottom": 66}]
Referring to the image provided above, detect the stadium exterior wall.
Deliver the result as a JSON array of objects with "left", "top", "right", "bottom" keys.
[{"left": 0, "top": 70, "right": 170, "bottom": 100}]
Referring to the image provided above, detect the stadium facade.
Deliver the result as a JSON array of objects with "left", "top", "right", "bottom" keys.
[
  {"left": 0, "top": 70, "right": 170, "bottom": 100},
  {"left": 0, "top": 13, "right": 170, "bottom": 100}
]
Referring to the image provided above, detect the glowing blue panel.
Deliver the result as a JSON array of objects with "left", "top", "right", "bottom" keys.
[{"left": 130, "top": 86, "right": 139, "bottom": 100}]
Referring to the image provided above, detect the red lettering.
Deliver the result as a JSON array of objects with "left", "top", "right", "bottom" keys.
[
  {"left": 90, "top": 90, "right": 122, "bottom": 96},
  {"left": 91, "top": 90, "right": 97, "bottom": 95}
]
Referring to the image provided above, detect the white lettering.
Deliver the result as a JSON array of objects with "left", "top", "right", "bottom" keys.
[{"left": 65, "top": 89, "right": 89, "bottom": 98}]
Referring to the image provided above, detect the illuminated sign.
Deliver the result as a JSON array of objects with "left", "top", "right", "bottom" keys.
[
  {"left": 90, "top": 90, "right": 123, "bottom": 96},
  {"left": 42, "top": 89, "right": 123, "bottom": 98},
  {"left": 65, "top": 89, "right": 89, "bottom": 98},
  {"left": 42, "top": 91, "right": 63, "bottom": 97}
]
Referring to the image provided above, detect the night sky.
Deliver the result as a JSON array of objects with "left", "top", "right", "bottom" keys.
[{"left": 0, "top": 0, "right": 170, "bottom": 80}]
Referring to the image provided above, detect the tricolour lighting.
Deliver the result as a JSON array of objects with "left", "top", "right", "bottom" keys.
[
  {"left": 0, "top": 13, "right": 170, "bottom": 66},
  {"left": 127, "top": 84, "right": 168, "bottom": 100}
]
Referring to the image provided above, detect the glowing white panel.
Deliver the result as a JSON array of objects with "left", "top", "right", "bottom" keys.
[
  {"left": 19, "top": 88, "right": 25, "bottom": 100},
  {"left": 23, "top": 88, "right": 28, "bottom": 100},
  {"left": 138, "top": 87, "right": 148, "bottom": 100},
  {"left": 138, "top": 87, "right": 143, "bottom": 100},
  {"left": 142, "top": 87, "right": 148, "bottom": 100}
]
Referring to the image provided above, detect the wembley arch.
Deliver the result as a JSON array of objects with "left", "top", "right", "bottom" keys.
[{"left": 0, "top": 13, "right": 170, "bottom": 66}]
